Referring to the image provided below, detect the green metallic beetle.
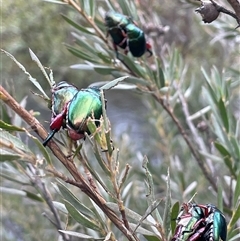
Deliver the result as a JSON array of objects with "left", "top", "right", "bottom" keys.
[
  {"left": 43, "top": 81, "right": 78, "bottom": 146},
  {"left": 171, "top": 203, "right": 206, "bottom": 241},
  {"left": 105, "top": 11, "right": 152, "bottom": 58},
  {"left": 105, "top": 11, "right": 132, "bottom": 29},
  {"left": 125, "top": 23, "right": 152, "bottom": 57},
  {"left": 105, "top": 11, "right": 132, "bottom": 57},
  {"left": 66, "top": 87, "right": 105, "bottom": 140},
  {"left": 197, "top": 204, "right": 227, "bottom": 241}
]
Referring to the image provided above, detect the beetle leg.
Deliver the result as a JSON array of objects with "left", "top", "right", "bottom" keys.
[
  {"left": 118, "top": 28, "right": 128, "bottom": 49},
  {"left": 146, "top": 42, "right": 153, "bottom": 57},
  {"left": 43, "top": 103, "right": 68, "bottom": 146},
  {"left": 42, "top": 129, "right": 58, "bottom": 146},
  {"left": 113, "top": 42, "right": 120, "bottom": 58},
  {"left": 194, "top": 204, "right": 211, "bottom": 216},
  {"left": 187, "top": 226, "right": 206, "bottom": 241},
  {"left": 50, "top": 106, "right": 67, "bottom": 131}
]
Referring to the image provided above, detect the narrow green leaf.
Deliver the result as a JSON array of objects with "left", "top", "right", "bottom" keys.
[
  {"left": 86, "top": 120, "right": 101, "bottom": 143},
  {"left": 144, "top": 235, "right": 162, "bottom": 241},
  {"left": 57, "top": 180, "right": 94, "bottom": 217},
  {"left": 13, "top": 96, "right": 27, "bottom": 127},
  {"left": 43, "top": 0, "right": 67, "bottom": 4},
  {"left": 89, "top": 81, "right": 136, "bottom": 90},
  {"left": 118, "top": 53, "right": 146, "bottom": 78},
  {"left": 111, "top": 72, "right": 148, "bottom": 85},
  {"left": 1, "top": 129, "right": 33, "bottom": 154},
  {"left": 97, "top": 52, "right": 112, "bottom": 64},
  {"left": 217, "top": 180, "right": 223, "bottom": 211},
  {"left": 0, "top": 165, "right": 29, "bottom": 185},
  {"left": 85, "top": 134, "right": 111, "bottom": 177},
  {"left": 106, "top": 202, "right": 154, "bottom": 226},
  {"left": 105, "top": 129, "right": 113, "bottom": 156},
  {"left": 0, "top": 187, "right": 27, "bottom": 196},
  {"left": 29, "top": 48, "right": 54, "bottom": 88},
  {"left": 188, "top": 105, "right": 211, "bottom": 121},
  {"left": 228, "top": 203, "right": 240, "bottom": 230},
  {"left": 201, "top": 67, "right": 218, "bottom": 105},
  {"left": 59, "top": 230, "right": 95, "bottom": 239},
  {"left": 234, "top": 174, "right": 240, "bottom": 206},
  {"left": 94, "top": 66, "right": 116, "bottom": 75},
  {"left": 183, "top": 181, "right": 197, "bottom": 197},
  {"left": 118, "top": 0, "right": 132, "bottom": 16},
  {"left": 0, "top": 120, "right": 24, "bottom": 132},
  {"left": 73, "top": 142, "right": 83, "bottom": 159},
  {"left": 65, "top": 201, "right": 101, "bottom": 231},
  {"left": 129, "top": 223, "right": 156, "bottom": 236},
  {"left": 90, "top": 199, "right": 107, "bottom": 225},
  {"left": 70, "top": 64, "right": 94, "bottom": 71},
  {"left": 142, "top": 156, "right": 162, "bottom": 223},
  {"left": 218, "top": 98, "right": 229, "bottom": 133},
  {"left": 1, "top": 49, "right": 49, "bottom": 98},
  {"left": 31, "top": 136, "right": 52, "bottom": 165},
  {"left": 89, "top": 0, "right": 96, "bottom": 18},
  {"left": 61, "top": 15, "right": 95, "bottom": 35},
  {"left": 212, "top": 66, "right": 222, "bottom": 89},
  {"left": 133, "top": 199, "right": 162, "bottom": 234},
  {"left": 81, "top": 0, "right": 91, "bottom": 16},
  {"left": 214, "top": 142, "right": 236, "bottom": 178},
  {"left": 214, "top": 141, "right": 231, "bottom": 156},
  {"left": 104, "top": 0, "right": 115, "bottom": 11},
  {"left": 72, "top": 33, "right": 96, "bottom": 55},
  {"left": 143, "top": 156, "right": 155, "bottom": 201},
  {"left": 158, "top": 59, "right": 165, "bottom": 88},
  {"left": 66, "top": 45, "right": 99, "bottom": 63},
  {"left": 162, "top": 168, "right": 171, "bottom": 237},
  {"left": 52, "top": 201, "right": 68, "bottom": 214},
  {"left": 82, "top": 138, "right": 113, "bottom": 189},
  {"left": 0, "top": 152, "right": 21, "bottom": 162},
  {"left": 228, "top": 228, "right": 240, "bottom": 241},
  {"left": 24, "top": 190, "right": 44, "bottom": 202},
  {"left": 228, "top": 233, "right": 240, "bottom": 241},
  {"left": 144, "top": 59, "right": 156, "bottom": 84},
  {"left": 230, "top": 135, "right": 240, "bottom": 163},
  {"left": 1, "top": 105, "right": 11, "bottom": 124},
  {"left": 171, "top": 201, "right": 180, "bottom": 234},
  {"left": 100, "top": 76, "right": 128, "bottom": 90}
]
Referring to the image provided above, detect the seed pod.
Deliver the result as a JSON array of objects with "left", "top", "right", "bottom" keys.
[{"left": 195, "top": 1, "right": 220, "bottom": 23}]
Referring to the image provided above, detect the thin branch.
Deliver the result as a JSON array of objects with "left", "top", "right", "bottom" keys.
[
  {"left": 227, "top": 0, "right": 240, "bottom": 18},
  {"left": 210, "top": 0, "right": 240, "bottom": 26},
  {"left": 63, "top": 0, "right": 107, "bottom": 42},
  {"left": 105, "top": 150, "right": 139, "bottom": 241}
]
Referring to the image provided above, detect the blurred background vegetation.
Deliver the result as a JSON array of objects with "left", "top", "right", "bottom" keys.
[{"left": 1, "top": 0, "right": 240, "bottom": 240}]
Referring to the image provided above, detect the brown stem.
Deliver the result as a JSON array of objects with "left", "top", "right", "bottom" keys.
[
  {"left": 227, "top": 0, "right": 240, "bottom": 18},
  {"left": 0, "top": 85, "right": 138, "bottom": 241},
  {"left": 106, "top": 152, "right": 139, "bottom": 240},
  {"left": 64, "top": 0, "right": 107, "bottom": 42},
  {"left": 210, "top": 0, "right": 240, "bottom": 26}
]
